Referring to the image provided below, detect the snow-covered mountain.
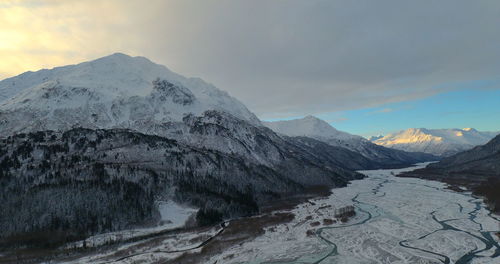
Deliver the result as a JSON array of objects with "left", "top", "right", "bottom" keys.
[
  {"left": 264, "top": 116, "right": 436, "bottom": 167},
  {"left": 264, "top": 115, "right": 363, "bottom": 143},
  {"left": 0, "top": 53, "right": 260, "bottom": 134},
  {"left": 372, "top": 128, "right": 499, "bottom": 156},
  {"left": 0, "top": 53, "right": 437, "bottom": 246}
]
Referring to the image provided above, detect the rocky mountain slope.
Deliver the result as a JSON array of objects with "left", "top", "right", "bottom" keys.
[
  {"left": 372, "top": 128, "right": 498, "bottom": 156},
  {"left": 401, "top": 134, "right": 500, "bottom": 212},
  {"left": 264, "top": 116, "right": 436, "bottom": 167},
  {"left": 0, "top": 127, "right": 365, "bottom": 246}
]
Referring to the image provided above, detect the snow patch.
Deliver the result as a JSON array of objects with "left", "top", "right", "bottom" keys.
[{"left": 157, "top": 200, "right": 198, "bottom": 229}]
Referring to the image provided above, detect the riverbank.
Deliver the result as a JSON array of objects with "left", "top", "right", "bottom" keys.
[
  {"left": 4, "top": 164, "right": 499, "bottom": 263},
  {"left": 400, "top": 168, "right": 500, "bottom": 214},
  {"left": 0, "top": 185, "right": 333, "bottom": 263}
]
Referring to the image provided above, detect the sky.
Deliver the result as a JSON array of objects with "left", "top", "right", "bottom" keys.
[
  {"left": 269, "top": 87, "right": 500, "bottom": 138},
  {"left": 1, "top": 0, "right": 499, "bottom": 136}
]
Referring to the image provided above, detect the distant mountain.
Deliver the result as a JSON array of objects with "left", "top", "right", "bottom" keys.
[
  {"left": 401, "top": 134, "right": 500, "bottom": 212},
  {"left": 263, "top": 116, "right": 436, "bottom": 167},
  {"left": 264, "top": 116, "right": 362, "bottom": 142},
  {"left": 372, "top": 128, "right": 499, "bottom": 156}
]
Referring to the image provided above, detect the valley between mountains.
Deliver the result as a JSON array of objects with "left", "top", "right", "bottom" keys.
[
  {"left": 7, "top": 163, "right": 498, "bottom": 264},
  {"left": 0, "top": 54, "right": 498, "bottom": 264}
]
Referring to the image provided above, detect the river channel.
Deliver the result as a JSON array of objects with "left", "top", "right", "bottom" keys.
[{"left": 230, "top": 163, "right": 500, "bottom": 264}]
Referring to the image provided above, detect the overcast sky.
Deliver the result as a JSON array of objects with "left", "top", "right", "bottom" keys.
[{"left": 1, "top": 0, "right": 499, "bottom": 133}]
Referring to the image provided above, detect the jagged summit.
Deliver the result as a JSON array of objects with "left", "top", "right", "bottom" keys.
[{"left": 373, "top": 127, "right": 499, "bottom": 156}]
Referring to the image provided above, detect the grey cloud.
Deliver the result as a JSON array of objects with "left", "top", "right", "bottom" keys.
[
  {"left": 140, "top": 0, "right": 500, "bottom": 119},
  {"left": 9, "top": 0, "right": 500, "bottom": 119}
]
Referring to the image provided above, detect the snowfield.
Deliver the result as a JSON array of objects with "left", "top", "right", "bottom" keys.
[
  {"left": 63, "top": 200, "right": 197, "bottom": 249},
  {"left": 157, "top": 200, "right": 198, "bottom": 229}
]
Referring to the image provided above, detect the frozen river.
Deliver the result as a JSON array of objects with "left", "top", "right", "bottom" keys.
[{"left": 210, "top": 163, "right": 500, "bottom": 264}]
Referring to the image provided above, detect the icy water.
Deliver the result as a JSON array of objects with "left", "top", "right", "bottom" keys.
[{"left": 213, "top": 163, "right": 500, "bottom": 264}]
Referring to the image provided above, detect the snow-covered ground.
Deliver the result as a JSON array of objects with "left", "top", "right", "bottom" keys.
[
  {"left": 64, "top": 200, "right": 197, "bottom": 249},
  {"left": 63, "top": 224, "right": 222, "bottom": 264},
  {"left": 61, "top": 163, "right": 499, "bottom": 263},
  {"left": 157, "top": 200, "right": 198, "bottom": 229},
  {"left": 208, "top": 163, "right": 500, "bottom": 264}
]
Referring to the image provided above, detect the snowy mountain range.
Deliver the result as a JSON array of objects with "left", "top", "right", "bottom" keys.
[
  {"left": 0, "top": 53, "right": 437, "bottom": 245},
  {"left": 372, "top": 128, "right": 499, "bottom": 156},
  {"left": 0, "top": 54, "right": 369, "bottom": 242},
  {"left": 264, "top": 116, "right": 436, "bottom": 167}
]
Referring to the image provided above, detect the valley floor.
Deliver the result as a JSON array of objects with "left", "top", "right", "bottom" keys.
[
  {"left": 207, "top": 163, "right": 500, "bottom": 264},
  {"left": 7, "top": 163, "right": 499, "bottom": 264}
]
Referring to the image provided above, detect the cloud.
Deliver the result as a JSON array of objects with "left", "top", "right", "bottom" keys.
[{"left": 1, "top": 1, "right": 500, "bottom": 119}]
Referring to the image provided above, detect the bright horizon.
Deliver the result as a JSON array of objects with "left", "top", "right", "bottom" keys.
[{"left": 264, "top": 86, "right": 500, "bottom": 138}]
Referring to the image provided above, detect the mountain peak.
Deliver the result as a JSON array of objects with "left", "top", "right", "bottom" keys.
[
  {"left": 303, "top": 115, "right": 321, "bottom": 121},
  {"left": 0, "top": 52, "right": 179, "bottom": 102},
  {"left": 264, "top": 116, "right": 364, "bottom": 143},
  {"left": 90, "top": 52, "right": 154, "bottom": 66},
  {"left": 107, "top": 52, "right": 131, "bottom": 58},
  {"left": 301, "top": 115, "right": 332, "bottom": 126},
  {"left": 406, "top": 128, "right": 428, "bottom": 134},
  {"left": 374, "top": 127, "right": 498, "bottom": 156},
  {"left": 99, "top": 52, "right": 133, "bottom": 60},
  {"left": 0, "top": 53, "right": 261, "bottom": 134}
]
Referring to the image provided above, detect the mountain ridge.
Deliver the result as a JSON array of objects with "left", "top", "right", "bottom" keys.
[
  {"left": 372, "top": 127, "right": 499, "bottom": 156},
  {"left": 264, "top": 116, "right": 437, "bottom": 167}
]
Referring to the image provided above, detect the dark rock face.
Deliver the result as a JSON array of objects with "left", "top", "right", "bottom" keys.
[
  {"left": 400, "top": 135, "right": 500, "bottom": 212},
  {"left": 152, "top": 78, "right": 195, "bottom": 105}
]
